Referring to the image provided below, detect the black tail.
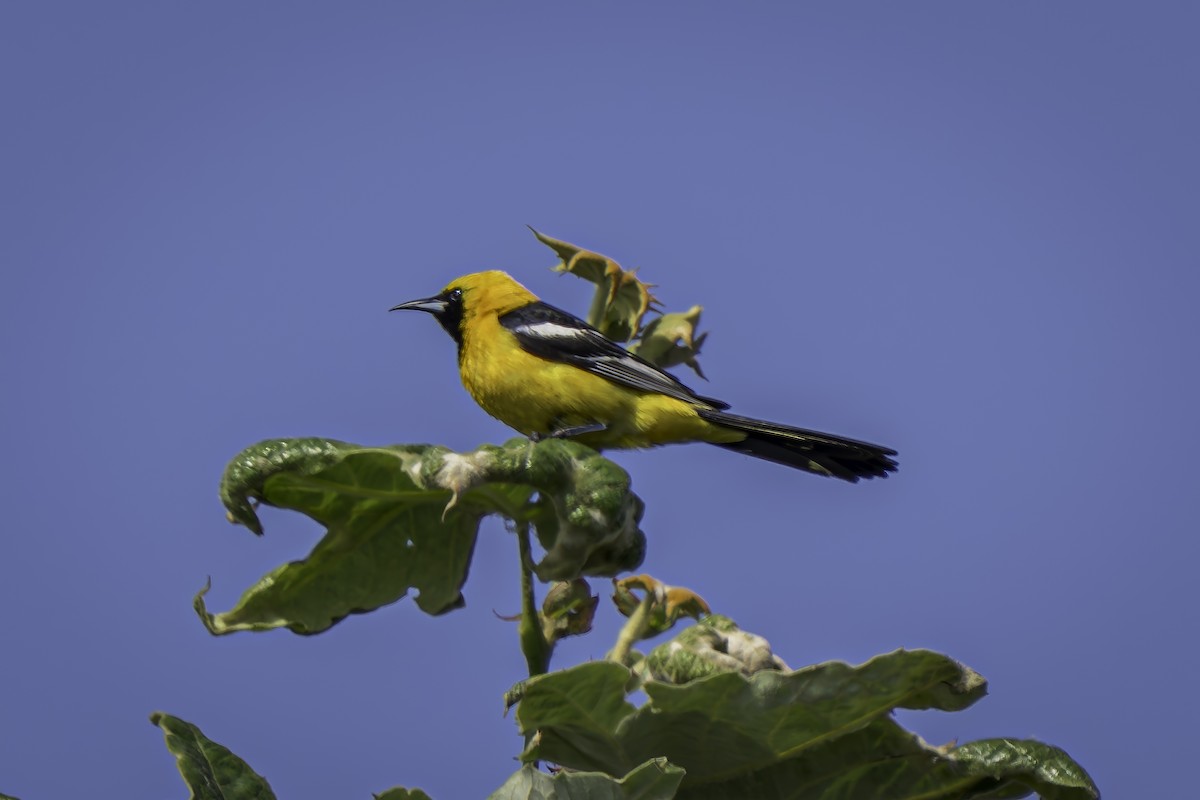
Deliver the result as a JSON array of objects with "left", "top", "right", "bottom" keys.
[{"left": 698, "top": 409, "right": 898, "bottom": 482}]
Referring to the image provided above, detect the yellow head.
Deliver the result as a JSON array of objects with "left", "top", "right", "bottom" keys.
[{"left": 390, "top": 270, "right": 537, "bottom": 344}]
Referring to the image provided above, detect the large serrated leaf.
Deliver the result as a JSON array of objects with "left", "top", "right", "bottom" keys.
[
  {"left": 511, "top": 650, "right": 1095, "bottom": 799},
  {"left": 150, "top": 712, "right": 275, "bottom": 800},
  {"left": 203, "top": 437, "right": 645, "bottom": 635},
  {"left": 519, "top": 650, "right": 985, "bottom": 782},
  {"left": 488, "top": 759, "right": 685, "bottom": 800}
]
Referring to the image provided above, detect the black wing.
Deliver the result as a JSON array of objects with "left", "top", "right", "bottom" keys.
[{"left": 499, "top": 302, "right": 729, "bottom": 409}]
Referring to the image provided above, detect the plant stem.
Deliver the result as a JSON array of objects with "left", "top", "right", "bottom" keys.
[
  {"left": 587, "top": 280, "right": 610, "bottom": 330},
  {"left": 609, "top": 591, "right": 653, "bottom": 666},
  {"left": 515, "top": 519, "right": 551, "bottom": 676}
]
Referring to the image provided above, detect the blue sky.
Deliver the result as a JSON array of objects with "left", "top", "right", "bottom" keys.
[{"left": 2, "top": 3, "right": 1196, "bottom": 797}]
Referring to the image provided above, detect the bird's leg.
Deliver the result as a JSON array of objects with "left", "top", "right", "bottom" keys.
[{"left": 546, "top": 421, "right": 607, "bottom": 439}]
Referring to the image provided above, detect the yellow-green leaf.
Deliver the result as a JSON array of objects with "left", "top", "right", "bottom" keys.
[{"left": 530, "top": 227, "right": 657, "bottom": 341}]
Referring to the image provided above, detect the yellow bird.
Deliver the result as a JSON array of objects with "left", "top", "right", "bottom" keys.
[{"left": 391, "top": 271, "right": 897, "bottom": 482}]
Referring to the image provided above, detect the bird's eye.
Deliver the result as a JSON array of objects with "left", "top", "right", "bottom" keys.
[{"left": 447, "top": 288, "right": 463, "bottom": 302}]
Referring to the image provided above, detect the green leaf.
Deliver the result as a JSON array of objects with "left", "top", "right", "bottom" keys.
[
  {"left": 204, "top": 437, "right": 644, "bottom": 635},
  {"left": 633, "top": 649, "right": 985, "bottom": 781},
  {"left": 516, "top": 662, "right": 640, "bottom": 777},
  {"left": 150, "top": 712, "right": 275, "bottom": 800},
  {"left": 950, "top": 739, "right": 1100, "bottom": 800},
  {"left": 0, "top": 792, "right": 22, "bottom": 800},
  {"left": 488, "top": 759, "right": 684, "bottom": 800},
  {"left": 374, "top": 788, "right": 434, "bottom": 800}
]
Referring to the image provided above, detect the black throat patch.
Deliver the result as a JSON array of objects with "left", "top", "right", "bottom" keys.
[{"left": 434, "top": 289, "right": 465, "bottom": 349}]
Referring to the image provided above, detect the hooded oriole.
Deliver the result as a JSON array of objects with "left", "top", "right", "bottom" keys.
[{"left": 391, "top": 271, "right": 897, "bottom": 482}]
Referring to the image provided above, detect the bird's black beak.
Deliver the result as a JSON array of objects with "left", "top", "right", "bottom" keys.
[
  {"left": 391, "top": 288, "right": 465, "bottom": 344},
  {"left": 389, "top": 296, "right": 448, "bottom": 314}
]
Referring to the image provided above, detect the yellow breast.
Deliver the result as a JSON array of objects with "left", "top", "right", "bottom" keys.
[{"left": 458, "top": 315, "right": 624, "bottom": 436}]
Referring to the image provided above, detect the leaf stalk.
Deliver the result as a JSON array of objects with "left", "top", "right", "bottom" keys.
[
  {"left": 515, "top": 519, "right": 551, "bottom": 676},
  {"left": 609, "top": 591, "right": 654, "bottom": 666}
]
